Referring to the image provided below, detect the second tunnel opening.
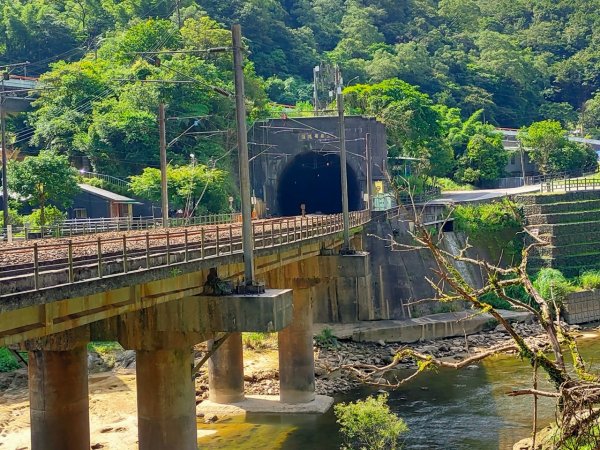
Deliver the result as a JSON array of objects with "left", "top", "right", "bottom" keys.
[{"left": 277, "top": 151, "right": 361, "bottom": 216}]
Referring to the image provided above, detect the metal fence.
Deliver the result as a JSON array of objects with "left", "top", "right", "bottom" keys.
[
  {"left": 0, "top": 213, "right": 243, "bottom": 241},
  {"left": 0, "top": 210, "right": 371, "bottom": 295},
  {"left": 480, "top": 172, "right": 573, "bottom": 189},
  {"left": 540, "top": 177, "right": 600, "bottom": 193}
]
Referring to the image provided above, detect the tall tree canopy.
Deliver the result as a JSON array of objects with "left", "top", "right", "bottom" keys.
[
  {"left": 8, "top": 150, "right": 80, "bottom": 225},
  {"left": 3, "top": 0, "right": 600, "bottom": 127}
]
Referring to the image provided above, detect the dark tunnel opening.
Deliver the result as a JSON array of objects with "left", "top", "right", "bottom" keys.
[{"left": 277, "top": 151, "right": 361, "bottom": 216}]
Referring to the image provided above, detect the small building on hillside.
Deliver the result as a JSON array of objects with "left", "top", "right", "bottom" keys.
[
  {"left": 505, "top": 150, "right": 538, "bottom": 178},
  {"left": 68, "top": 184, "right": 155, "bottom": 219}
]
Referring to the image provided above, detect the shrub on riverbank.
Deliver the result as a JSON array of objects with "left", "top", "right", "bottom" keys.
[
  {"left": 452, "top": 199, "right": 524, "bottom": 264},
  {"left": 480, "top": 284, "right": 532, "bottom": 311},
  {"left": 334, "top": 393, "right": 408, "bottom": 450},
  {"left": 533, "top": 268, "right": 576, "bottom": 305},
  {"left": 453, "top": 199, "right": 522, "bottom": 237},
  {"left": 579, "top": 270, "right": 600, "bottom": 290},
  {"left": 0, "top": 348, "right": 21, "bottom": 372}
]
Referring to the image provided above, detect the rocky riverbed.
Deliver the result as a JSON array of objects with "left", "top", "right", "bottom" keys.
[
  {"left": 0, "top": 319, "right": 592, "bottom": 449},
  {"left": 85, "top": 319, "right": 559, "bottom": 400}
]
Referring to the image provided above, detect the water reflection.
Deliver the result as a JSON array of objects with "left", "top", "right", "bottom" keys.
[{"left": 198, "top": 334, "right": 600, "bottom": 450}]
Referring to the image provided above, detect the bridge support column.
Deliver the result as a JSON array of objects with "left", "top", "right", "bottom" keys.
[
  {"left": 24, "top": 328, "right": 90, "bottom": 450},
  {"left": 208, "top": 332, "right": 245, "bottom": 403},
  {"left": 278, "top": 287, "right": 315, "bottom": 404},
  {"left": 136, "top": 346, "right": 197, "bottom": 450},
  {"left": 118, "top": 311, "right": 208, "bottom": 450}
]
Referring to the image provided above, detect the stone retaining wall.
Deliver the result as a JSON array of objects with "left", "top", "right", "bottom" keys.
[
  {"left": 517, "top": 190, "right": 600, "bottom": 206},
  {"left": 517, "top": 191, "right": 600, "bottom": 277},
  {"left": 563, "top": 290, "right": 600, "bottom": 324}
]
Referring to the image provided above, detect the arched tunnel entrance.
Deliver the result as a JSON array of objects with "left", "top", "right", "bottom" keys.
[{"left": 277, "top": 151, "right": 361, "bottom": 216}]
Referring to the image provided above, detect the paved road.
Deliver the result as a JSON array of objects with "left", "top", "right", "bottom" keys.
[{"left": 431, "top": 184, "right": 541, "bottom": 204}]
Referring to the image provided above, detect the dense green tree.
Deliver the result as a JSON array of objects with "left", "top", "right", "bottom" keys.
[
  {"left": 8, "top": 150, "right": 80, "bottom": 225},
  {"left": 518, "top": 119, "right": 597, "bottom": 174},
  {"left": 345, "top": 78, "right": 454, "bottom": 177},
  {"left": 6, "top": 0, "right": 600, "bottom": 196},
  {"left": 518, "top": 120, "right": 568, "bottom": 174},
  {"left": 581, "top": 92, "right": 600, "bottom": 138},
  {"left": 4, "top": 0, "right": 600, "bottom": 128},
  {"left": 129, "top": 165, "right": 230, "bottom": 214},
  {"left": 457, "top": 131, "right": 508, "bottom": 185},
  {"left": 28, "top": 18, "right": 269, "bottom": 180}
]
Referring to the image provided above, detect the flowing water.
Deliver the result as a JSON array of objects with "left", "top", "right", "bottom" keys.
[
  {"left": 197, "top": 333, "right": 600, "bottom": 450},
  {"left": 441, "top": 232, "right": 483, "bottom": 289}
]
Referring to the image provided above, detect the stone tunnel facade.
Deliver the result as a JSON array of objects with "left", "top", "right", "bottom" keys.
[{"left": 248, "top": 116, "right": 387, "bottom": 217}]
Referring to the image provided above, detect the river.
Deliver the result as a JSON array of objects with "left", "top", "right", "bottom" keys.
[{"left": 197, "top": 333, "right": 600, "bottom": 450}]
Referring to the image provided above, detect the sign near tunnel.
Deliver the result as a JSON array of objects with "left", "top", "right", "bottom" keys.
[{"left": 249, "top": 116, "right": 388, "bottom": 217}]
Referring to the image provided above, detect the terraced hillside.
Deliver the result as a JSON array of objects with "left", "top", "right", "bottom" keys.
[{"left": 516, "top": 191, "right": 600, "bottom": 277}]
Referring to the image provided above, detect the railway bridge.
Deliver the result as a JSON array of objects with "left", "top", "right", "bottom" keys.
[{"left": 0, "top": 211, "right": 373, "bottom": 450}]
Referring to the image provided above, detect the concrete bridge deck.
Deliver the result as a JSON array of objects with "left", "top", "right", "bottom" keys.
[{"left": 0, "top": 210, "right": 370, "bottom": 344}]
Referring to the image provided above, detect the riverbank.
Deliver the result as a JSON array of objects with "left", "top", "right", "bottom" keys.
[{"left": 0, "top": 319, "right": 589, "bottom": 449}]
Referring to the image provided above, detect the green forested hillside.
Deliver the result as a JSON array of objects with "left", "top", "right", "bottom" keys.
[
  {"left": 3, "top": 0, "right": 600, "bottom": 128},
  {"left": 1, "top": 0, "right": 599, "bottom": 210}
]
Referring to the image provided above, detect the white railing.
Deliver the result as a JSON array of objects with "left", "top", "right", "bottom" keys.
[{"left": 0, "top": 213, "right": 243, "bottom": 241}]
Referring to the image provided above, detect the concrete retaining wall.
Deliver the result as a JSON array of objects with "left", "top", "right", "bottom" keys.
[
  {"left": 364, "top": 211, "right": 485, "bottom": 320},
  {"left": 563, "top": 290, "right": 600, "bottom": 324}
]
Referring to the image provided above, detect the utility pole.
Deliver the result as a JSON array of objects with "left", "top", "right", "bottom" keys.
[
  {"left": 1, "top": 95, "right": 7, "bottom": 230},
  {"left": 519, "top": 142, "right": 527, "bottom": 185},
  {"left": 175, "top": 0, "right": 182, "bottom": 28},
  {"left": 232, "top": 24, "right": 256, "bottom": 286},
  {"left": 336, "top": 67, "right": 351, "bottom": 252},
  {"left": 365, "top": 132, "right": 372, "bottom": 210},
  {"left": 313, "top": 65, "right": 319, "bottom": 114},
  {"left": 158, "top": 103, "right": 169, "bottom": 227},
  {"left": 1, "top": 72, "right": 8, "bottom": 229}
]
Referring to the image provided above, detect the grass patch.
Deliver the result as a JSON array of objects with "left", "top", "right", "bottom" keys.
[
  {"left": 433, "top": 177, "right": 475, "bottom": 191},
  {"left": 242, "top": 332, "right": 277, "bottom": 350},
  {"left": 88, "top": 341, "right": 123, "bottom": 354},
  {"left": 580, "top": 270, "right": 600, "bottom": 290},
  {"left": 0, "top": 348, "right": 23, "bottom": 372},
  {"left": 315, "top": 327, "right": 338, "bottom": 349},
  {"left": 533, "top": 268, "right": 576, "bottom": 306}
]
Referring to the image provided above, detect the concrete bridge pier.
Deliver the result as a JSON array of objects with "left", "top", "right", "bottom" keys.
[
  {"left": 135, "top": 344, "right": 197, "bottom": 450},
  {"left": 23, "top": 328, "right": 91, "bottom": 450},
  {"left": 117, "top": 312, "right": 209, "bottom": 450},
  {"left": 208, "top": 332, "right": 245, "bottom": 403},
  {"left": 278, "top": 285, "right": 316, "bottom": 403}
]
